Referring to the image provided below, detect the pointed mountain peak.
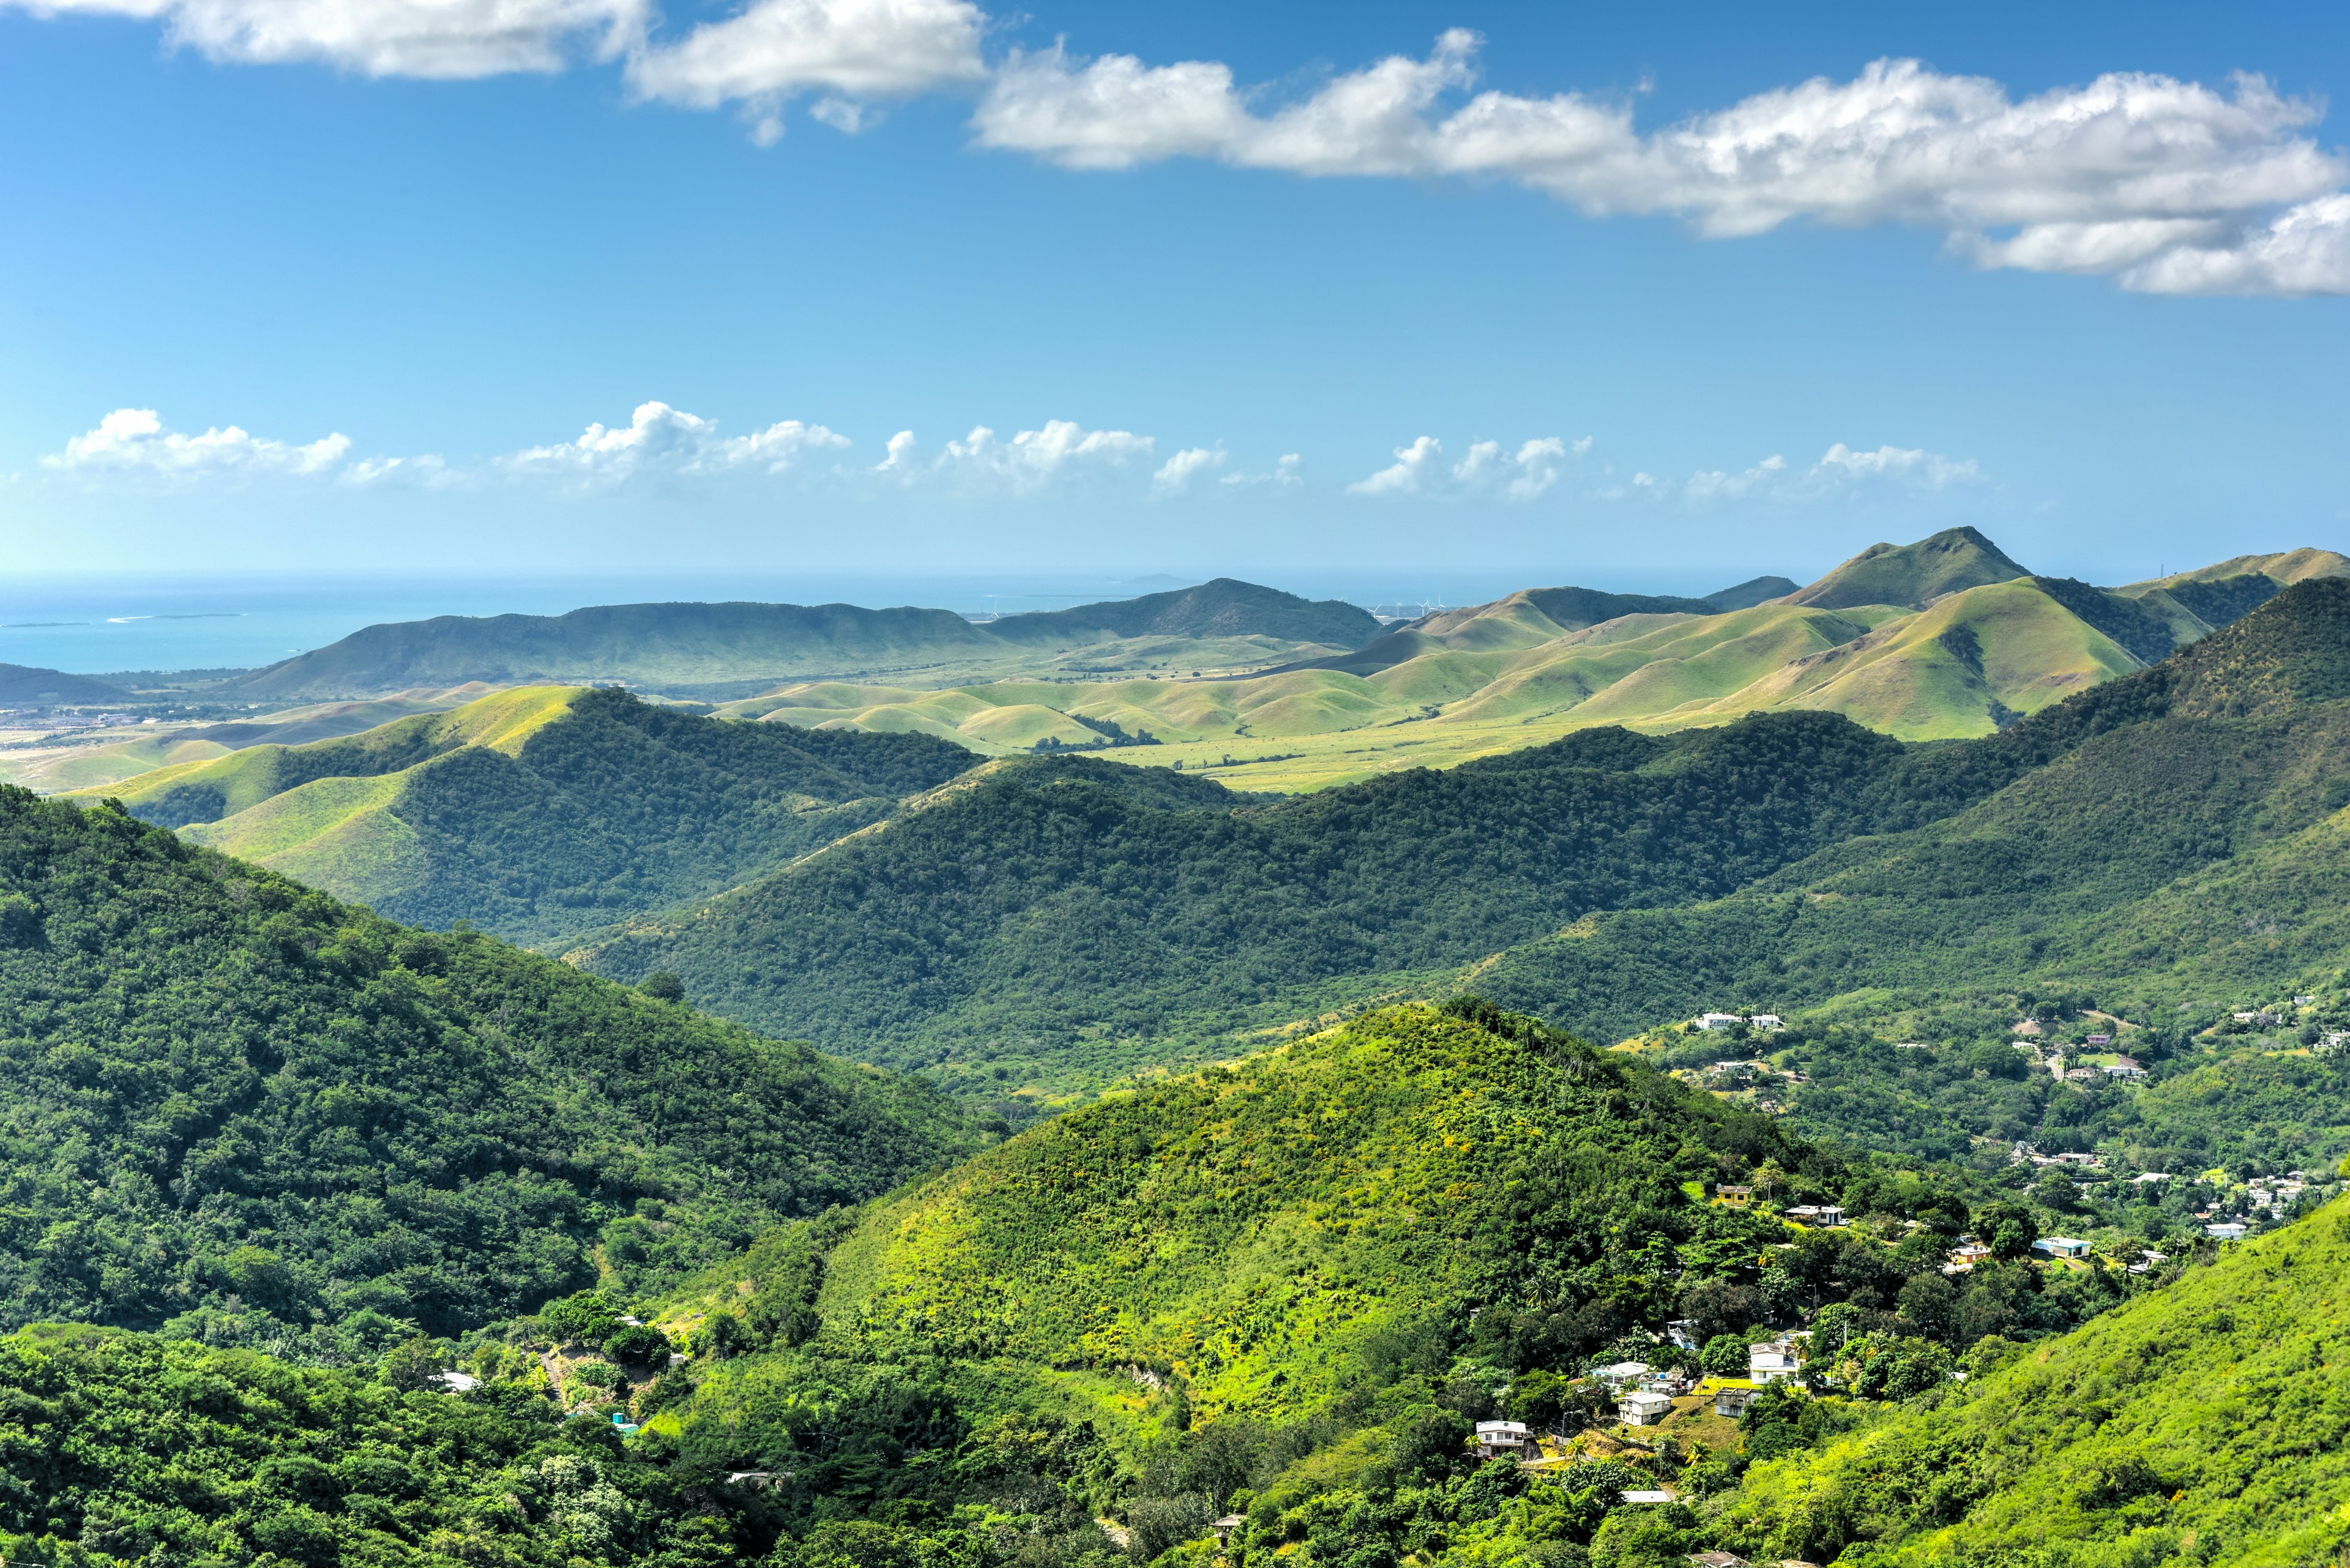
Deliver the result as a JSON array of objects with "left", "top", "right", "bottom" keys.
[{"left": 1778, "top": 526, "right": 2031, "bottom": 611}]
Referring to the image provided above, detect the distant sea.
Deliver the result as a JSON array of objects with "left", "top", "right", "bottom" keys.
[{"left": 0, "top": 568, "right": 1733, "bottom": 676}]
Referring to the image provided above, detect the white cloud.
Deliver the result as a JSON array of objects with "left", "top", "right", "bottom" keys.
[
  {"left": 1221, "top": 453, "right": 1302, "bottom": 488},
  {"left": 1152, "top": 445, "right": 1225, "bottom": 493},
  {"left": 1349, "top": 433, "right": 1573, "bottom": 499},
  {"left": 1662, "top": 442, "right": 1979, "bottom": 506},
  {"left": 1810, "top": 442, "right": 1979, "bottom": 487},
  {"left": 504, "top": 400, "right": 847, "bottom": 479},
  {"left": 628, "top": 0, "right": 983, "bottom": 136},
  {"left": 45, "top": 407, "right": 356, "bottom": 476},
  {"left": 2, "top": 0, "right": 645, "bottom": 77},
  {"left": 975, "top": 39, "right": 2350, "bottom": 296},
  {"left": 878, "top": 420, "right": 1156, "bottom": 493},
  {"left": 1349, "top": 435, "right": 1445, "bottom": 496},
  {"left": 1684, "top": 453, "right": 1787, "bottom": 502}
]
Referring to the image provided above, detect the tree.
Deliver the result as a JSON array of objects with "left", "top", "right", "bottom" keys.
[
  {"left": 640, "top": 971, "right": 687, "bottom": 1002},
  {"left": 378, "top": 1337, "right": 446, "bottom": 1392},
  {"left": 1701, "top": 1334, "right": 1750, "bottom": 1376},
  {"left": 1979, "top": 1203, "right": 2039, "bottom": 1260}
]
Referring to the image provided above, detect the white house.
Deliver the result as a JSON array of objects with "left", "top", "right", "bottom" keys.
[
  {"left": 1666, "top": 1320, "right": 1700, "bottom": 1350},
  {"left": 1695, "top": 1013, "right": 1743, "bottom": 1031},
  {"left": 2207, "top": 1222, "right": 2249, "bottom": 1241},
  {"left": 1749, "top": 1342, "right": 1801, "bottom": 1384},
  {"left": 2032, "top": 1236, "right": 2091, "bottom": 1259},
  {"left": 1783, "top": 1204, "right": 1846, "bottom": 1226},
  {"left": 1474, "top": 1420, "right": 1536, "bottom": 1457},
  {"left": 1619, "top": 1490, "right": 1676, "bottom": 1505},
  {"left": 429, "top": 1371, "right": 481, "bottom": 1394},
  {"left": 1617, "top": 1390, "right": 1676, "bottom": 1427},
  {"left": 1750, "top": 1014, "right": 1785, "bottom": 1032},
  {"left": 2105, "top": 1058, "right": 2148, "bottom": 1080},
  {"left": 1712, "top": 1385, "right": 1758, "bottom": 1417},
  {"left": 1592, "top": 1361, "right": 1652, "bottom": 1390}
]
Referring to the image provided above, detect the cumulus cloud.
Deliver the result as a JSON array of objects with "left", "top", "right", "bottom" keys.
[
  {"left": 628, "top": 0, "right": 983, "bottom": 142},
  {"left": 2, "top": 0, "right": 646, "bottom": 77},
  {"left": 1152, "top": 445, "right": 1225, "bottom": 493},
  {"left": 976, "top": 39, "right": 2350, "bottom": 296},
  {"left": 1664, "top": 442, "right": 1979, "bottom": 505},
  {"left": 45, "top": 408, "right": 357, "bottom": 477},
  {"left": 1348, "top": 433, "right": 1576, "bottom": 499},
  {"left": 504, "top": 400, "right": 847, "bottom": 479},
  {"left": 17, "top": 0, "right": 2350, "bottom": 295}
]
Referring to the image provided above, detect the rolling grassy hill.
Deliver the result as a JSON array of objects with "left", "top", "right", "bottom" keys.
[
  {"left": 0, "top": 689, "right": 485, "bottom": 794},
  {"left": 731, "top": 536, "right": 2344, "bottom": 792},
  {"left": 1775, "top": 525, "right": 2030, "bottom": 610},
  {"left": 583, "top": 582, "right": 2350, "bottom": 1167},
  {"left": 1466, "top": 580, "right": 2350, "bottom": 1165},
  {"left": 0, "top": 784, "right": 991, "bottom": 1350},
  {"left": 221, "top": 580, "right": 1380, "bottom": 701},
  {"left": 70, "top": 685, "right": 977, "bottom": 943}
]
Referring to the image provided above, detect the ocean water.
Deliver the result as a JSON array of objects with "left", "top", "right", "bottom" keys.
[{"left": 0, "top": 568, "right": 1704, "bottom": 676}]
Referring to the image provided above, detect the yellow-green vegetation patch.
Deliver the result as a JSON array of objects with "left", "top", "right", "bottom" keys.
[
  {"left": 183, "top": 771, "right": 430, "bottom": 907},
  {"left": 1718, "top": 1198, "right": 2350, "bottom": 1567}
]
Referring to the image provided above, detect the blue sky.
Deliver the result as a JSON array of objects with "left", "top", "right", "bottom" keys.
[{"left": 4, "top": 0, "right": 2346, "bottom": 592}]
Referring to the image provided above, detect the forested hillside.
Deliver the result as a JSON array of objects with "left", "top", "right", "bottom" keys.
[
  {"left": 1476, "top": 579, "right": 2350, "bottom": 1048},
  {"left": 573, "top": 712, "right": 1923, "bottom": 1085},
  {"left": 83, "top": 686, "right": 975, "bottom": 943},
  {"left": 0, "top": 785, "right": 989, "bottom": 1351},
  {"left": 1714, "top": 1195, "right": 2350, "bottom": 1567}
]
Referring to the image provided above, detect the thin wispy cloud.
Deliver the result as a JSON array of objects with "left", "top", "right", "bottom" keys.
[
  {"left": 6, "top": 0, "right": 2345, "bottom": 297},
  {"left": 37, "top": 409, "right": 1982, "bottom": 517}
]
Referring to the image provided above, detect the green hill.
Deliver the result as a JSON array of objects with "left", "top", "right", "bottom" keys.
[
  {"left": 726, "top": 536, "right": 2310, "bottom": 791},
  {"left": 1778, "top": 525, "right": 2032, "bottom": 610},
  {"left": 1469, "top": 580, "right": 2350, "bottom": 1163},
  {"left": 1714, "top": 1195, "right": 2350, "bottom": 1567},
  {"left": 0, "top": 784, "right": 990, "bottom": 1346},
  {"left": 985, "top": 578, "right": 1381, "bottom": 649},
  {"left": 0, "top": 662, "right": 129, "bottom": 705},
  {"left": 570, "top": 711, "right": 1952, "bottom": 1089},
  {"left": 222, "top": 583, "right": 1381, "bottom": 702},
  {"left": 74, "top": 685, "right": 975, "bottom": 944}
]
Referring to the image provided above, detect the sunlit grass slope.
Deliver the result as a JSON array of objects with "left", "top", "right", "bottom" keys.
[
  {"left": 660, "top": 1002, "right": 1799, "bottom": 1435},
  {"left": 71, "top": 684, "right": 583, "bottom": 824},
  {"left": 76, "top": 686, "right": 977, "bottom": 943},
  {"left": 725, "top": 580, "right": 2120, "bottom": 791},
  {"left": 1716, "top": 1195, "right": 2350, "bottom": 1567},
  {"left": 1475, "top": 581, "right": 2350, "bottom": 1043}
]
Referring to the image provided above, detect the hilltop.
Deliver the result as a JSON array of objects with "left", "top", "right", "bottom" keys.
[
  {"left": 572, "top": 710, "right": 1941, "bottom": 1087},
  {"left": 72, "top": 684, "right": 976, "bottom": 943},
  {"left": 734, "top": 534, "right": 2342, "bottom": 791},
  {"left": 0, "top": 785, "right": 990, "bottom": 1349},
  {"left": 1777, "top": 525, "right": 2031, "bottom": 610},
  {"left": 0, "top": 662, "right": 129, "bottom": 705},
  {"left": 1469, "top": 581, "right": 2350, "bottom": 1159},
  {"left": 985, "top": 577, "right": 1381, "bottom": 649},
  {"left": 220, "top": 580, "right": 1380, "bottom": 701}
]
